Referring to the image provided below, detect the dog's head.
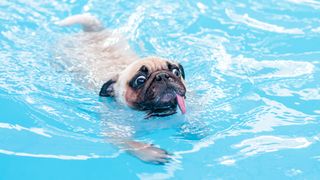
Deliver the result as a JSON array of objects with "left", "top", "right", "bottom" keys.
[{"left": 99, "top": 57, "right": 186, "bottom": 117}]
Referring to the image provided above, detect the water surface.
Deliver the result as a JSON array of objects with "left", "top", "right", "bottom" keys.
[{"left": 1, "top": 0, "right": 320, "bottom": 179}]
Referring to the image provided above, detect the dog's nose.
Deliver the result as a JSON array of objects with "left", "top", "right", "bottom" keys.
[{"left": 155, "top": 72, "right": 170, "bottom": 81}]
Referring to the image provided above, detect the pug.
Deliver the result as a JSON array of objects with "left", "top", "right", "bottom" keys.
[{"left": 58, "top": 14, "right": 187, "bottom": 164}]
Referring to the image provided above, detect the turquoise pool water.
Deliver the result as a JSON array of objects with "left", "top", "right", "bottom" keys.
[{"left": 1, "top": 0, "right": 320, "bottom": 179}]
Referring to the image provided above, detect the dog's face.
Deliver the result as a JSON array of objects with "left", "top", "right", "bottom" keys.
[{"left": 99, "top": 57, "right": 186, "bottom": 117}]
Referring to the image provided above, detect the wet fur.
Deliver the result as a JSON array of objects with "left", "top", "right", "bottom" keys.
[{"left": 58, "top": 14, "right": 186, "bottom": 164}]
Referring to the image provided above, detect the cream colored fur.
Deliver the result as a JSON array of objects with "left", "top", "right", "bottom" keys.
[{"left": 58, "top": 14, "right": 177, "bottom": 164}]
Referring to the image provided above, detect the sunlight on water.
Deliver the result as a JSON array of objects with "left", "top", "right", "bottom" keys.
[{"left": 0, "top": 0, "right": 320, "bottom": 179}]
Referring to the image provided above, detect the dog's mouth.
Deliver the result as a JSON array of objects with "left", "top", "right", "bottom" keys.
[{"left": 144, "top": 91, "right": 186, "bottom": 119}]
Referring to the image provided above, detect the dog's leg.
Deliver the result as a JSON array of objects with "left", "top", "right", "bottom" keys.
[
  {"left": 114, "top": 140, "right": 171, "bottom": 165},
  {"left": 57, "top": 13, "right": 104, "bottom": 32},
  {"left": 101, "top": 116, "right": 171, "bottom": 164}
]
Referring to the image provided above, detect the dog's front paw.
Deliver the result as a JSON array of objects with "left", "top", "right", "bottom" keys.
[{"left": 126, "top": 141, "right": 171, "bottom": 165}]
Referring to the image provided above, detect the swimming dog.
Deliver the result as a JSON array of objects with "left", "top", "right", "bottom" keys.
[{"left": 58, "top": 14, "right": 187, "bottom": 164}]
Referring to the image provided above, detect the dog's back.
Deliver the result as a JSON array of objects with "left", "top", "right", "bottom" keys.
[{"left": 57, "top": 14, "right": 138, "bottom": 89}]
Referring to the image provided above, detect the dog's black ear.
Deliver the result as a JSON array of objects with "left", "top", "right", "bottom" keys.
[
  {"left": 99, "top": 76, "right": 118, "bottom": 97},
  {"left": 99, "top": 79, "right": 116, "bottom": 97},
  {"left": 178, "top": 63, "right": 185, "bottom": 79}
]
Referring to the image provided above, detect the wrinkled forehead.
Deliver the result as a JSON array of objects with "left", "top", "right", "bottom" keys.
[
  {"left": 119, "top": 57, "right": 179, "bottom": 84},
  {"left": 132, "top": 58, "right": 172, "bottom": 72}
]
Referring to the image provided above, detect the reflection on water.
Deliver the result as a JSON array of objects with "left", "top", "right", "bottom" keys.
[{"left": 0, "top": 0, "right": 320, "bottom": 179}]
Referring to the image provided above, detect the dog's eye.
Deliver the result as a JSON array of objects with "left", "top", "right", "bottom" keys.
[
  {"left": 172, "top": 69, "right": 181, "bottom": 77},
  {"left": 135, "top": 75, "right": 146, "bottom": 86}
]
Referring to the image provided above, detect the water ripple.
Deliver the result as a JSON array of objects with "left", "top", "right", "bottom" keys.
[
  {"left": 225, "top": 8, "right": 304, "bottom": 34},
  {"left": 0, "top": 0, "right": 320, "bottom": 179}
]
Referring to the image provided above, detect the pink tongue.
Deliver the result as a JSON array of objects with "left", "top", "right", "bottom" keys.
[{"left": 176, "top": 95, "right": 186, "bottom": 114}]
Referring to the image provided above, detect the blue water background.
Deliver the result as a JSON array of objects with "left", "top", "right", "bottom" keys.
[{"left": 1, "top": 0, "right": 320, "bottom": 179}]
